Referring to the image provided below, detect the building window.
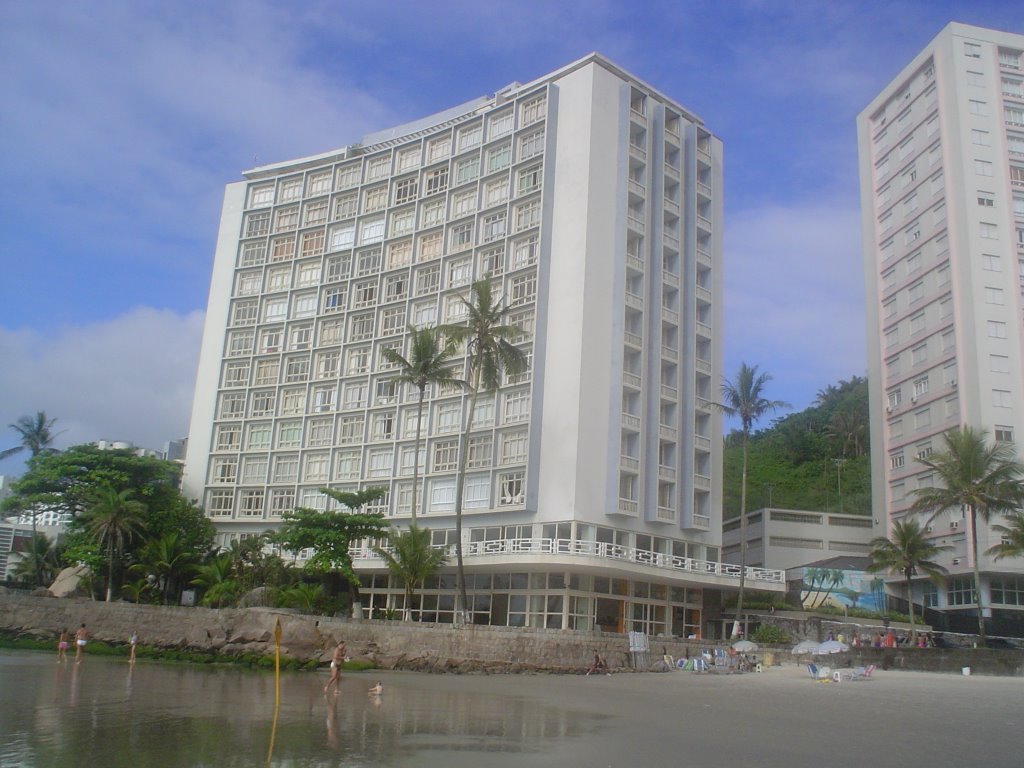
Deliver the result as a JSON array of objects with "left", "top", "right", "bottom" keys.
[
  {"left": 517, "top": 165, "right": 543, "bottom": 195},
  {"left": 343, "top": 381, "right": 368, "bottom": 410},
  {"left": 383, "top": 273, "right": 408, "bottom": 303},
  {"left": 449, "top": 222, "right": 474, "bottom": 251},
  {"left": 489, "top": 110, "right": 513, "bottom": 138},
  {"left": 338, "top": 416, "right": 364, "bottom": 445},
  {"left": 510, "top": 273, "right": 537, "bottom": 306},
  {"left": 418, "top": 232, "right": 443, "bottom": 261},
  {"left": 500, "top": 430, "right": 528, "bottom": 465},
  {"left": 206, "top": 490, "right": 234, "bottom": 517},
  {"left": 390, "top": 210, "right": 415, "bottom": 238},
  {"left": 481, "top": 212, "right": 507, "bottom": 243},
  {"left": 433, "top": 440, "right": 459, "bottom": 472},
  {"left": 334, "top": 193, "right": 358, "bottom": 220},
  {"left": 336, "top": 450, "right": 361, "bottom": 480},
  {"left": 241, "top": 457, "right": 268, "bottom": 484},
  {"left": 425, "top": 167, "right": 449, "bottom": 196},
  {"left": 360, "top": 219, "right": 385, "bottom": 245},
  {"left": 975, "top": 160, "right": 993, "bottom": 177},
  {"left": 451, "top": 189, "right": 477, "bottom": 218},
  {"left": 350, "top": 313, "right": 375, "bottom": 341},
  {"left": 519, "top": 128, "right": 545, "bottom": 160},
  {"left": 246, "top": 423, "right": 272, "bottom": 450},
  {"left": 985, "top": 287, "right": 1004, "bottom": 305},
  {"left": 415, "top": 266, "right": 441, "bottom": 295},
  {"left": 454, "top": 155, "right": 480, "bottom": 185},
  {"left": 486, "top": 142, "right": 512, "bottom": 173},
  {"left": 498, "top": 471, "right": 525, "bottom": 506},
  {"left": 503, "top": 390, "right": 530, "bottom": 423},
  {"left": 890, "top": 453, "right": 905, "bottom": 469},
  {"left": 466, "top": 436, "right": 492, "bottom": 469},
  {"left": 947, "top": 576, "right": 976, "bottom": 606},
  {"left": 330, "top": 224, "right": 356, "bottom": 251},
  {"left": 993, "top": 389, "right": 1012, "bottom": 408},
  {"left": 479, "top": 246, "right": 505, "bottom": 276},
  {"left": 457, "top": 123, "right": 482, "bottom": 151},
  {"left": 484, "top": 178, "right": 509, "bottom": 208},
  {"left": 380, "top": 306, "right": 405, "bottom": 336},
  {"left": 514, "top": 200, "right": 540, "bottom": 231},
  {"left": 988, "top": 321, "right": 1007, "bottom": 339},
  {"left": 447, "top": 258, "right": 473, "bottom": 288}
]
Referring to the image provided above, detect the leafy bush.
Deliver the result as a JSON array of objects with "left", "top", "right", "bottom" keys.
[{"left": 751, "top": 625, "right": 791, "bottom": 645}]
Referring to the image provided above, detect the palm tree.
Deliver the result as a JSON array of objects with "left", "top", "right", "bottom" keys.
[
  {"left": 12, "top": 535, "right": 60, "bottom": 586},
  {"left": 382, "top": 325, "right": 463, "bottom": 523},
  {"left": 373, "top": 525, "right": 450, "bottom": 620},
  {"left": 911, "top": 426, "right": 1024, "bottom": 643},
  {"left": 83, "top": 485, "right": 147, "bottom": 602},
  {"left": 718, "top": 362, "right": 787, "bottom": 638},
  {"left": 191, "top": 554, "right": 239, "bottom": 607},
  {"left": 132, "top": 532, "right": 198, "bottom": 605},
  {"left": 988, "top": 511, "right": 1024, "bottom": 561},
  {"left": 0, "top": 411, "right": 61, "bottom": 460},
  {"left": 867, "top": 517, "right": 949, "bottom": 643},
  {"left": 441, "top": 280, "right": 526, "bottom": 622},
  {"left": 2, "top": 411, "right": 62, "bottom": 586}
]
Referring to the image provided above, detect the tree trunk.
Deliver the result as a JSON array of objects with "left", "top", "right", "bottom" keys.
[
  {"left": 733, "top": 431, "right": 749, "bottom": 639},
  {"left": 905, "top": 570, "right": 917, "bottom": 643},
  {"left": 452, "top": 375, "right": 481, "bottom": 626},
  {"left": 105, "top": 541, "right": 115, "bottom": 602},
  {"left": 411, "top": 387, "right": 425, "bottom": 524},
  {"left": 969, "top": 507, "right": 987, "bottom": 644}
]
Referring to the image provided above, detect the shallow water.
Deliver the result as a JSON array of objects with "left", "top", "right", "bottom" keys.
[{"left": 0, "top": 650, "right": 599, "bottom": 767}]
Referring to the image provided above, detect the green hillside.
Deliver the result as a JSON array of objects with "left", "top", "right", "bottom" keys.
[{"left": 722, "top": 376, "right": 872, "bottom": 519}]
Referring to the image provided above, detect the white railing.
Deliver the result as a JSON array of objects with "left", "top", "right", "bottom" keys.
[
  {"left": 351, "top": 537, "right": 785, "bottom": 585},
  {"left": 625, "top": 331, "right": 643, "bottom": 347},
  {"left": 626, "top": 254, "right": 644, "bottom": 273},
  {"left": 621, "top": 412, "right": 641, "bottom": 430}
]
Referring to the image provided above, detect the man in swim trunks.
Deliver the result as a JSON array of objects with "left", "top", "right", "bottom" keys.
[
  {"left": 324, "top": 640, "right": 346, "bottom": 695},
  {"left": 74, "top": 624, "right": 89, "bottom": 664}
]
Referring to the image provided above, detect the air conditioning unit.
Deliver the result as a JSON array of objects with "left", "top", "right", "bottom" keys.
[
  {"left": 886, "top": 405, "right": 893, "bottom": 413},
  {"left": 950, "top": 381, "right": 957, "bottom": 388},
  {"left": 952, "top": 557, "right": 962, "bottom": 565},
  {"left": 950, "top": 520, "right": 960, "bottom": 530},
  {"left": 925, "top": 524, "right": 934, "bottom": 533},
  {"left": 911, "top": 396, "right": 918, "bottom": 403}
]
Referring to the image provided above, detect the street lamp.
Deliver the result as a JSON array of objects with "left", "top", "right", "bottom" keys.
[{"left": 831, "top": 458, "right": 847, "bottom": 514}]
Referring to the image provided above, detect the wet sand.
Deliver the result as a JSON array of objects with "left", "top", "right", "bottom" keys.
[{"left": 398, "top": 664, "right": 1022, "bottom": 768}]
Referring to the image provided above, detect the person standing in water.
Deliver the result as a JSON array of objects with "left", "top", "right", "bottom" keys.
[
  {"left": 57, "top": 628, "right": 69, "bottom": 663},
  {"left": 129, "top": 629, "right": 138, "bottom": 664},
  {"left": 74, "top": 624, "right": 89, "bottom": 664},
  {"left": 324, "top": 641, "right": 347, "bottom": 695}
]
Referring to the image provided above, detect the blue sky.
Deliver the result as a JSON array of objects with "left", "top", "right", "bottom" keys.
[{"left": 1, "top": 1, "right": 1021, "bottom": 474}]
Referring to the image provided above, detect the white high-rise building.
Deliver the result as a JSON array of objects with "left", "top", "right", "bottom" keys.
[
  {"left": 183, "top": 54, "right": 784, "bottom": 635},
  {"left": 858, "top": 24, "right": 1024, "bottom": 633}
]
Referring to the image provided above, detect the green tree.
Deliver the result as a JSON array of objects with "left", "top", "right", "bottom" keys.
[
  {"left": 867, "top": 517, "right": 949, "bottom": 643},
  {"left": 373, "top": 525, "right": 449, "bottom": 620},
  {"left": 191, "top": 554, "right": 239, "bottom": 607},
  {"left": 11, "top": 534, "right": 61, "bottom": 586},
  {"left": 718, "top": 362, "right": 787, "bottom": 638},
  {"left": 1, "top": 411, "right": 62, "bottom": 586},
  {"left": 276, "top": 582, "right": 324, "bottom": 612},
  {"left": 988, "top": 511, "right": 1024, "bottom": 562},
  {"left": 83, "top": 485, "right": 147, "bottom": 602},
  {"left": 441, "top": 280, "right": 526, "bottom": 621},
  {"left": 0, "top": 411, "right": 61, "bottom": 461},
  {"left": 275, "top": 487, "right": 389, "bottom": 610},
  {"left": 382, "top": 325, "right": 463, "bottom": 523},
  {"left": 132, "top": 532, "right": 199, "bottom": 605},
  {"left": 911, "top": 426, "right": 1024, "bottom": 643}
]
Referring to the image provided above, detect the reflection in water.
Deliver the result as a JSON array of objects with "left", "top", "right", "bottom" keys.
[{"left": 0, "top": 651, "right": 596, "bottom": 767}]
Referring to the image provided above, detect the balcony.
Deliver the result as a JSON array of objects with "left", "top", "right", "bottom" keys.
[
  {"left": 627, "top": 215, "right": 646, "bottom": 233},
  {"left": 626, "top": 254, "right": 644, "bottom": 273},
  {"left": 696, "top": 248, "right": 712, "bottom": 267},
  {"left": 661, "top": 345, "right": 678, "bottom": 362},
  {"left": 664, "top": 232, "right": 680, "bottom": 249},
  {"left": 694, "top": 473, "right": 711, "bottom": 490},
  {"left": 658, "top": 465, "right": 676, "bottom": 482},
  {"left": 625, "top": 291, "right": 644, "bottom": 310},
  {"left": 617, "top": 498, "right": 639, "bottom": 516},
  {"left": 620, "top": 455, "right": 640, "bottom": 472},
  {"left": 696, "top": 285, "right": 712, "bottom": 304},
  {"left": 628, "top": 179, "right": 646, "bottom": 198},
  {"left": 656, "top": 506, "right": 676, "bottom": 522},
  {"left": 689, "top": 514, "right": 711, "bottom": 531},
  {"left": 661, "top": 384, "right": 678, "bottom": 400},
  {"left": 664, "top": 198, "right": 680, "bottom": 216},
  {"left": 696, "top": 358, "right": 712, "bottom": 376},
  {"left": 694, "top": 434, "right": 711, "bottom": 452},
  {"left": 629, "top": 143, "right": 647, "bottom": 161},
  {"left": 697, "top": 181, "right": 712, "bottom": 199},
  {"left": 625, "top": 331, "right": 643, "bottom": 348},
  {"left": 697, "top": 145, "right": 712, "bottom": 164},
  {"left": 662, "top": 307, "right": 679, "bottom": 324},
  {"left": 697, "top": 215, "right": 713, "bottom": 233},
  {"left": 623, "top": 371, "right": 642, "bottom": 389},
  {"left": 696, "top": 397, "right": 712, "bottom": 412},
  {"left": 663, "top": 271, "right": 679, "bottom": 288},
  {"left": 621, "top": 412, "right": 641, "bottom": 431},
  {"left": 696, "top": 321, "right": 712, "bottom": 340},
  {"left": 659, "top": 424, "right": 678, "bottom": 441}
]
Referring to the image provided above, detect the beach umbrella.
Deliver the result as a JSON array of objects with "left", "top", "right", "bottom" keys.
[
  {"left": 791, "top": 640, "right": 819, "bottom": 655},
  {"left": 732, "top": 640, "right": 758, "bottom": 652},
  {"left": 812, "top": 640, "right": 850, "bottom": 655}
]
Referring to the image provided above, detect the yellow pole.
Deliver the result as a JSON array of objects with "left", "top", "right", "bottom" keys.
[{"left": 266, "top": 617, "right": 282, "bottom": 767}]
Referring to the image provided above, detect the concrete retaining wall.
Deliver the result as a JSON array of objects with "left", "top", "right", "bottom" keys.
[{"left": 2, "top": 594, "right": 1021, "bottom": 675}]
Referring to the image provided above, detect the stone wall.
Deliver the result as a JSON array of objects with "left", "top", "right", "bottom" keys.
[{"left": 2, "top": 594, "right": 1021, "bottom": 675}]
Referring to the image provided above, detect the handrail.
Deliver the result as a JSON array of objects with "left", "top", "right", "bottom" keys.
[{"left": 350, "top": 537, "right": 785, "bottom": 584}]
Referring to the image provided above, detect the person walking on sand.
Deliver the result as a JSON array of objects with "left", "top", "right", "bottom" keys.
[
  {"left": 57, "top": 628, "right": 69, "bottom": 663},
  {"left": 324, "top": 641, "right": 347, "bottom": 695},
  {"left": 74, "top": 624, "right": 89, "bottom": 664},
  {"left": 129, "top": 630, "right": 138, "bottom": 664}
]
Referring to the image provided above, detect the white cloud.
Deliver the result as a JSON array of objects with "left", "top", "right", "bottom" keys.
[
  {"left": 723, "top": 202, "right": 867, "bottom": 414},
  {"left": 0, "top": 309, "right": 204, "bottom": 475}
]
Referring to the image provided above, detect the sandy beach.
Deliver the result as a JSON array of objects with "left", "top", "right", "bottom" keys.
[{"left": 384, "top": 664, "right": 1022, "bottom": 768}]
